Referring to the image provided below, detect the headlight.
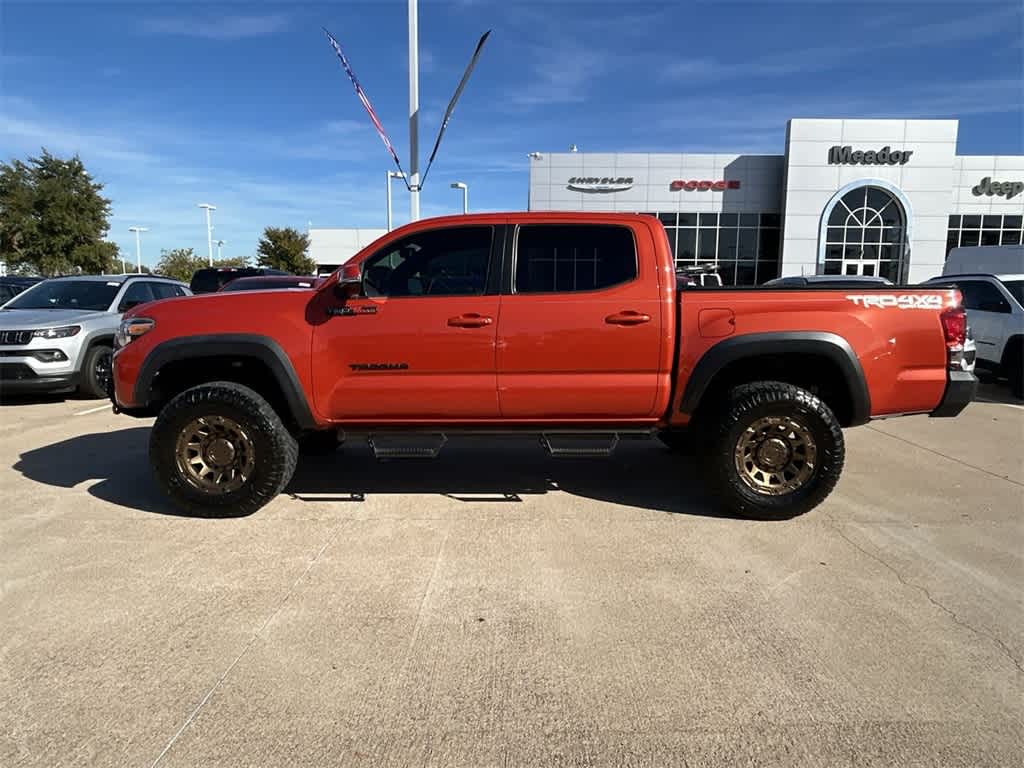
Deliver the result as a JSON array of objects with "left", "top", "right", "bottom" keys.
[
  {"left": 115, "top": 317, "right": 155, "bottom": 348},
  {"left": 32, "top": 325, "right": 80, "bottom": 339}
]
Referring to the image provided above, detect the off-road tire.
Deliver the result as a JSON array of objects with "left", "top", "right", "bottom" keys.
[
  {"left": 79, "top": 343, "right": 113, "bottom": 399},
  {"left": 299, "top": 429, "right": 344, "bottom": 455},
  {"left": 149, "top": 381, "right": 299, "bottom": 517},
  {"left": 703, "top": 381, "right": 844, "bottom": 520}
]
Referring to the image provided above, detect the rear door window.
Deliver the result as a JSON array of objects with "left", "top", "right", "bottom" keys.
[
  {"left": 514, "top": 225, "right": 637, "bottom": 293},
  {"left": 958, "top": 280, "right": 1011, "bottom": 313},
  {"left": 118, "top": 281, "right": 156, "bottom": 310},
  {"left": 150, "top": 282, "right": 180, "bottom": 300}
]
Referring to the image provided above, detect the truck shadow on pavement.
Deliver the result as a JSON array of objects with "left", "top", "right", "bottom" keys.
[{"left": 13, "top": 427, "right": 728, "bottom": 519}]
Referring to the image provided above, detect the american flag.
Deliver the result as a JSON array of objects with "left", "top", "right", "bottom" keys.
[{"left": 323, "top": 28, "right": 405, "bottom": 176}]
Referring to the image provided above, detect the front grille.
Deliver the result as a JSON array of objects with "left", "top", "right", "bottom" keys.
[
  {"left": 0, "top": 330, "right": 33, "bottom": 346},
  {"left": 0, "top": 363, "right": 37, "bottom": 380}
]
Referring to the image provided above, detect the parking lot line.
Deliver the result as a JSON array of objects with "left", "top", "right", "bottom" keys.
[{"left": 73, "top": 404, "right": 112, "bottom": 416}]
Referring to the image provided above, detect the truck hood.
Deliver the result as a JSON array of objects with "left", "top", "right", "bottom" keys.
[{"left": 0, "top": 308, "right": 112, "bottom": 329}]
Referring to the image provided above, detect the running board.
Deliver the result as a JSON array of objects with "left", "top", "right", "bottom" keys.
[
  {"left": 540, "top": 433, "right": 620, "bottom": 458},
  {"left": 367, "top": 433, "right": 448, "bottom": 460}
]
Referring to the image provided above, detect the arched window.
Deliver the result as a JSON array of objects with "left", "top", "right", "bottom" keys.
[{"left": 822, "top": 186, "right": 906, "bottom": 282}]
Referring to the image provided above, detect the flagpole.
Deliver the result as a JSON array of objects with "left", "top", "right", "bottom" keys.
[{"left": 408, "top": 0, "right": 420, "bottom": 222}]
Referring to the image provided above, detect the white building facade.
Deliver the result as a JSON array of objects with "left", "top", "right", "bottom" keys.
[
  {"left": 309, "top": 227, "right": 386, "bottom": 275},
  {"left": 529, "top": 119, "right": 1023, "bottom": 285}
]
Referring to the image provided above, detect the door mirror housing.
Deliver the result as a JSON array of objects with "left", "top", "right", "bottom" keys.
[{"left": 334, "top": 263, "right": 362, "bottom": 301}]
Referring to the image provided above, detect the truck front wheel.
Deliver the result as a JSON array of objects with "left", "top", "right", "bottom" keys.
[
  {"left": 149, "top": 381, "right": 299, "bottom": 517},
  {"left": 703, "top": 381, "right": 844, "bottom": 520}
]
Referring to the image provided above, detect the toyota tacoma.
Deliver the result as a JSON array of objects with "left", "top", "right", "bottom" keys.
[{"left": 111, "top": 213, "right": 976, "bottom": 519}]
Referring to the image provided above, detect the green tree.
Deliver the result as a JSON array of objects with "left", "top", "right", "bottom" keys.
[
  {"left": 155, "top": 248, "right": 250, "bottom": 282},
  {"left": 0, "top": 149, "right": 117, "bottom": 275},
  {"left": 256, "top": 226, "right": 315, "bottom": 274}
]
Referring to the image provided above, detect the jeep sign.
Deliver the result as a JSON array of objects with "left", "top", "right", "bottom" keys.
[
  {"left": 972, "top": 176, "right": 1023, "bottom": 200},
  {"left": 828, "top": 145, "right": 913, "bottom": 165}
]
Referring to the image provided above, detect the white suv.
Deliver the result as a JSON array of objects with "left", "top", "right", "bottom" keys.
[{"left": 924, "top": 273, "right": 1024, "bottom": 398}]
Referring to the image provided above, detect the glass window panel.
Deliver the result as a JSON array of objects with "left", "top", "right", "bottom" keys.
[
  {"left": 981, "top": 230, "right": 1001, "bottom": 246},
  {"left": 717, "top": 228, "right": 738, "bottom": 260},
  {"left": 845, "top": 263, "right": 858, "bottom": 276},
  {"left": 736, "top": 262, "right": 756, "bottom": 286},
  {"left": 514, "top": 225, "right": 635, "bottom": 294},
  {"left": 826, "top": 227, "right": 844, "bottom": 243},
  {"left": 862, "top": 263, "right": 876, "bottom": 276},
  {"left": 760, "top": 214, "right": 781, "bottom": 227},
  {"left": 960, "top": 230, "right": 980, "bottom": 247},
  {"left": 697, "top": 229, "right": 717, "bottom": 261},
  {"left": 658, "top": 213, "right": 677, "bottom": 227},
  {"left": 828, "top": 205, "right": 847, "bottom": 226},
  {"left": 719, "top": 213, "right": 739, "bottom": 227},
  {"left": 879, "top": 261, "right": 900, "bottom": 282},
  {"left": 739, "top": 214, "right": 759, "bottom": 227},
  {"left": 882, "top": 226, "right": 903, "bottom": 244},
  {"left": 864, "top": 228, "right": 883, "bottom": 244},
  {"left": 862, "top": 244, "right": 878, "bottom": 261},
  {"left": 737, "top": 228, "right": 757, "bottom": 260},
  {"left": 758, "top": 230, "right": 779, "bottom": 261},
  {"left": 841, "top": 187, "right": 867, "bottom": 210},
  {"left": 757, "top": 258, "right": 780, "bottom": 283},
  {"left": 879, "top": 205, "right": 901, "bottom": 227},
  {"left": 699, "top": 213, "right": 718, "bottom": 227},
  {"left": 1001, "top": 230, "right": 1022, "bottom": 246},
  {"left": 844, "top": 245, "right": 863, "bottom": 261},
  {"left": 948, "top": 215, "right": 961, "bottom": 228},
  {"left": 717, "top": 260, "right": 738, "bottom": 286},
  {"left": 825, "top": 244, "right": 843, "bottom": 260},
  {"left": 946, "top": 232, "right": 959, "bottom": 256},
  {"left": 678, "top": 213, "right": 698, "bottom": 226},
  {"left": 866, "top": 188, "right": 894, "bottom": 214},
  {"left": 962, "top": 215, "right": 981, "bottom": 228},
  {"left": 878, "top": 245, "right": 896, "bottom": 262},
  {"left": 824, "top": 260, "right": 842, "bottom": 275},
  {"left": 676, "top": 229, "right": 696, "bottom": 261},
  {"left": 1003, "top": 215, "right": 1022, "bottom": 228},
  {"left": 664, "top": 228, "right": 678, "bottom": 258},
  {"left": 982, "top": 215, "right": 1002, "bottom": 229}
]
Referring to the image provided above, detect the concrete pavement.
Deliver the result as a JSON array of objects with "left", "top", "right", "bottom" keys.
[{"left": 0, "top": 390, "right": 1021, "bottom": 766}]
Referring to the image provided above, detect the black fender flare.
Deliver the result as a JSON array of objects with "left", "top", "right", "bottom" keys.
[
  {"left": 133, "top": 334, "right": 316, "bottom": 430},
  {"left": 679, "top": 331, "right": 871, "bottom": 426}
]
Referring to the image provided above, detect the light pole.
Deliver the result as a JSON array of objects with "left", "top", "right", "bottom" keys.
[
  {"left": 197, "top": 203, "right": 216, "bottom": 265},
  {"left": 450, "top": 182, "right": 468, "bottom": 214},
  {"left": 408, "top": 0, "right": 420, "bottom": 222},
  {"left": 128, "top": 226, "right": 148, "bottom": 274},
  {"left": 216, "top": 240, "right": 225, "bottom": 260},
  {"left": 386, "top": 171, "right": 406, "bottom": 231}
]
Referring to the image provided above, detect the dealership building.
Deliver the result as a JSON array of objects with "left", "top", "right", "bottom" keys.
[{"left": 527, "top": 118, "right": 1023, "bottom": 285}]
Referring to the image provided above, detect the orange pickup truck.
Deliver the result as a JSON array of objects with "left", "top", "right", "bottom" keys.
[{"left": 111, "top": 213, "right": 975, "bottom": 519}]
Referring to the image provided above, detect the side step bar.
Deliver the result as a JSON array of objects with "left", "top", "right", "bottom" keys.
[
  {"left": 540, "top": 433, "right": 620, "bottom": 458},
  {"left": 367, "top": 433, "right": 448, "bottom": 459}
]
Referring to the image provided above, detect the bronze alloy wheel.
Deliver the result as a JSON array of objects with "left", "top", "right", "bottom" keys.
[
  {"left": 733, "top": 415, "right": 817, "bottom": 496},
  {"left": 175, "top": 415, "right": 257, "bottom": 494}
]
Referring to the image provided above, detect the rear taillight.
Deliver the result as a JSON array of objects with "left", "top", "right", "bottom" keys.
[
  {"left": 940, "top": 306, "right": 967, "bottom": 349},
  {"left": 940, "top": 306, "right": 968, "bottom": 371}
]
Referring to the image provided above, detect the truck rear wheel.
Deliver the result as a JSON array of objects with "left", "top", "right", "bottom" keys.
[
  {"left": 703, "top": 381, "right": 844, "bottom": 520},
  {"left": 149, "top": 381, "right": 298, "bottom": 517}
]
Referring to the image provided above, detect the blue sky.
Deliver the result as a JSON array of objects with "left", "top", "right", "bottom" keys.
[{"left": 2, "top": 0, "right": 1022, "bottom": 266}]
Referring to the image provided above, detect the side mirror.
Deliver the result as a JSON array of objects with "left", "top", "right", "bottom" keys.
[{"left": 333, "top": 263, "right": 362, "bottom": 301}]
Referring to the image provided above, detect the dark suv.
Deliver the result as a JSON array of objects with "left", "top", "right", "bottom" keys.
[{"left": 189, "top": 267, "right": 289, "bottom": 294}]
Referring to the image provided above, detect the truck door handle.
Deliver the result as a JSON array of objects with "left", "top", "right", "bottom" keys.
[
  {"left": 605, "top": 311, "right": 651, "bottom": 326},
  {"left": 447, "top": 313, "right": 493, "bottom": 328}
]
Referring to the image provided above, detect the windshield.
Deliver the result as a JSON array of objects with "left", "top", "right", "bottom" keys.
[
  {"left": 1004, "top": 280, "right": 1024, "bottom": 308},
  {"left": 4, "top": 280, "right": 119, "bottom": 311}
]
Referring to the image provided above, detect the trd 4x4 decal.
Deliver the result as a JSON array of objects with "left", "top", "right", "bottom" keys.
[{"left": 846, "top": 294, "right": 951, "bottom": 310}]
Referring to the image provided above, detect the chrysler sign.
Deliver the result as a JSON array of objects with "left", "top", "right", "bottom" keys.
[
  {"left": 670, "top": 179, "right": 741, "bottom": 191},
  {"left": 567, "top": 176, "right": 634, "bottom": 193}
]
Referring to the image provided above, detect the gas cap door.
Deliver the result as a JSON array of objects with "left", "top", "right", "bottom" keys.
[{"left": 698, "top": 308, "right": 736, "bottom": 338}]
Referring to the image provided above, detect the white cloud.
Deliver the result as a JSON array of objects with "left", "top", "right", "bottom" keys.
[{"left": 142, "top": 13, "right": 289, "bottom": 41}]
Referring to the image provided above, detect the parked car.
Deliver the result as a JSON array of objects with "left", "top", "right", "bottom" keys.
[
  {"left": 112, "top": 213, "right": 975, "bottom": 520},
  {"left": 763, "top": 275, "right": 894, "bottom": 288},
  {"left": 219, "top": 276, "right": 322, "bottom": 292},
  {"left": 189, "top": 267, "right": 289, "bottom": 294},
  {"left": 0, "top": 274, "right": 190, "bottom": 398},
  {"left": 0, "top": 276, "right": 43, "bottom": 304},
  {"left": 923, "top": 272, "right": 1023, "bottom": 397}
]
